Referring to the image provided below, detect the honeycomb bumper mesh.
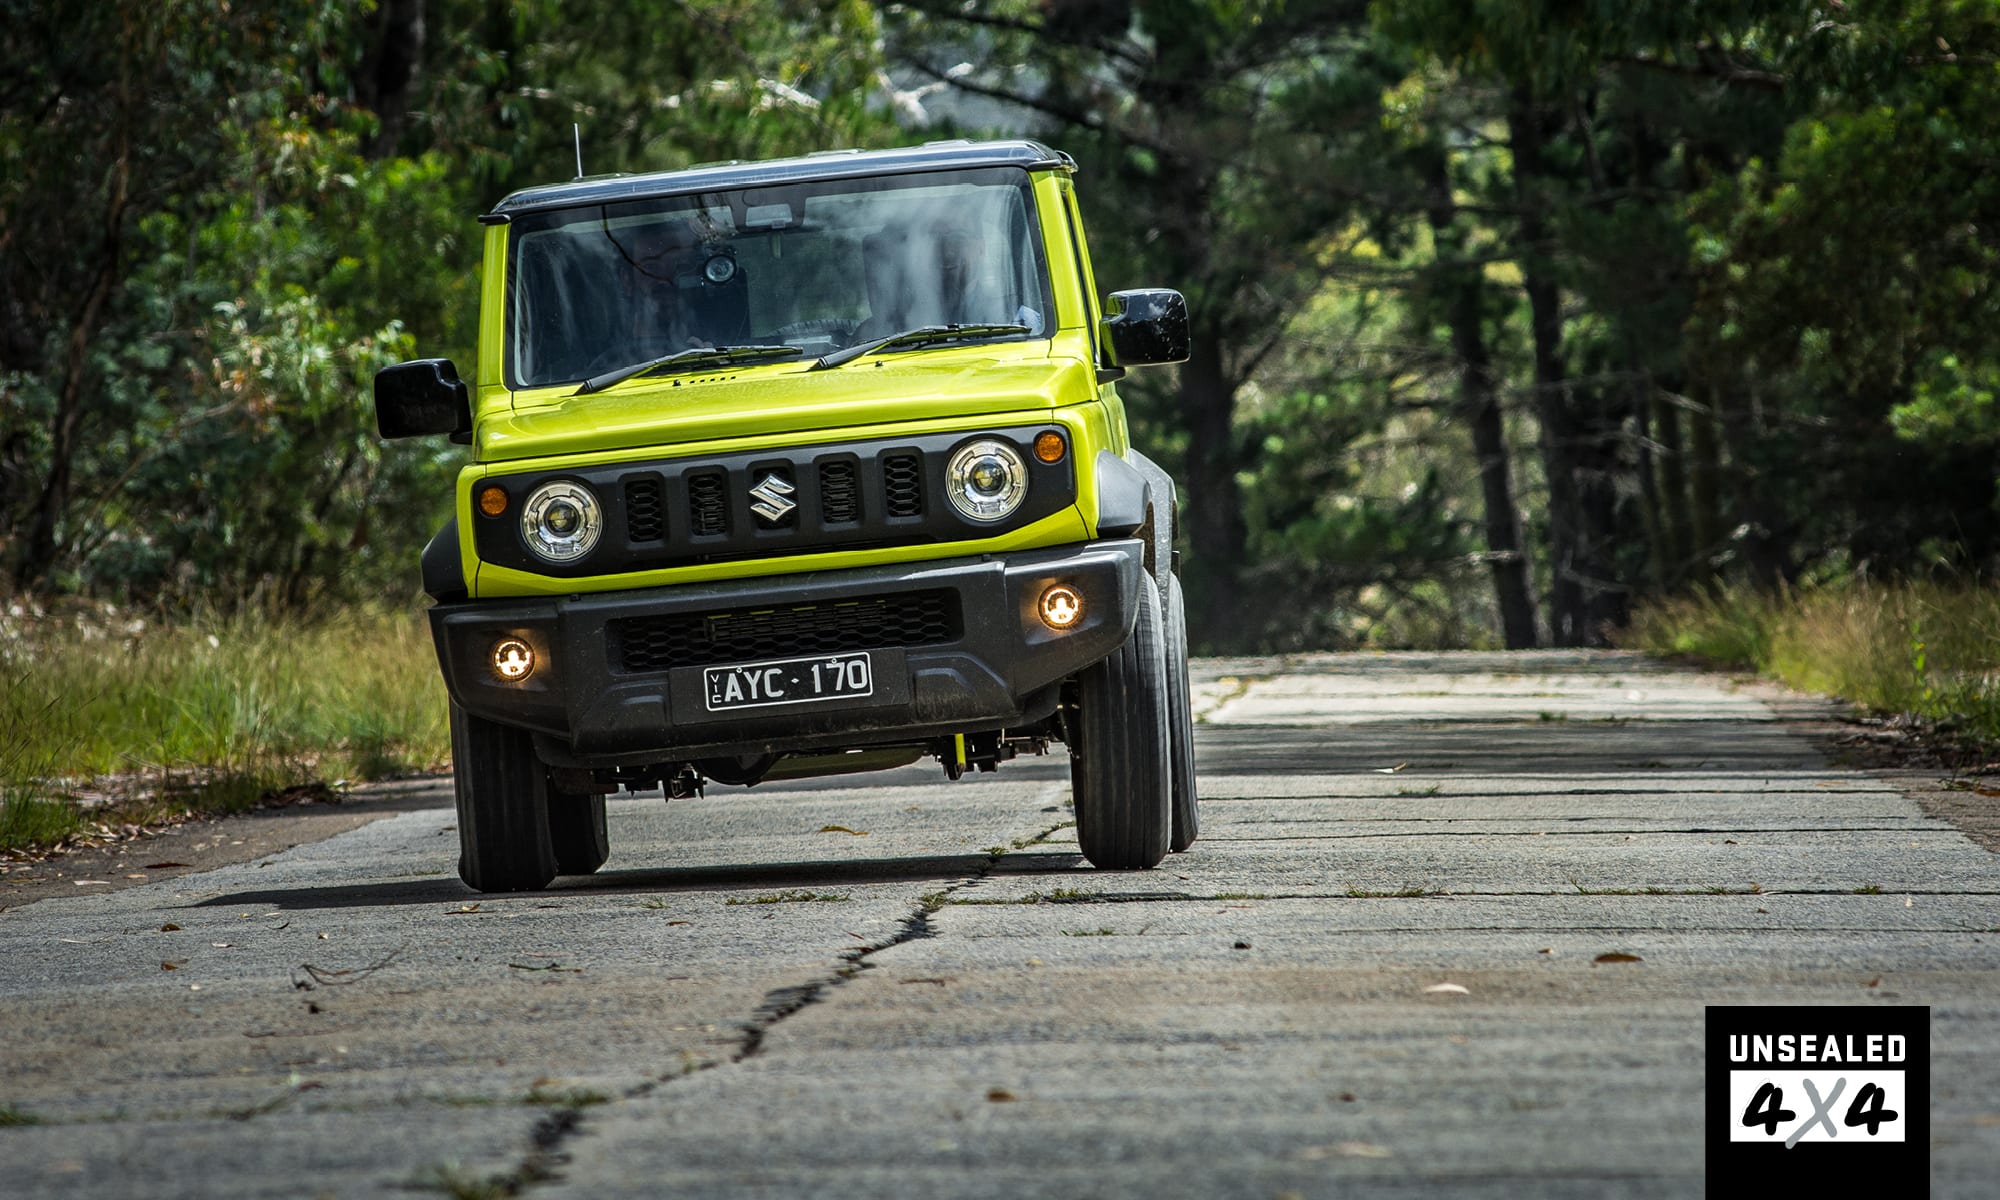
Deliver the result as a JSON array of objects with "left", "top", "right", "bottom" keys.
[{"left": 609, "top": 590, "right": 960, "bottom": 673}]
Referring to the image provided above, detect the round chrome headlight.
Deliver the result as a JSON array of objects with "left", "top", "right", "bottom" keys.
[
  {"left": 945, "top": 439, "right": 1028, "bottom": 523},
  {"left": 520, "top": 480, "right": 602, "bottom": 563}
]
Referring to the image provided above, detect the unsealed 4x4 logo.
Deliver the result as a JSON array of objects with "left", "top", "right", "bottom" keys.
[{"left": 1705, "top": 1005, "right": 1929, "bottom": 1194}]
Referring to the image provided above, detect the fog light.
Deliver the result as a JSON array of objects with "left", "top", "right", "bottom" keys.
[
  {"left": 492, "top": 638, "right": 535, "bottom": 681},
  {"left": 1038, "top": 584, "right": 1083, "bottom": 630},
  {"left": 1033, "top": 429, "right": 1067, "bottom": 464}
]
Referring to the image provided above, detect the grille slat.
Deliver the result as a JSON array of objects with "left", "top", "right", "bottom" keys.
[
  {"left": 819, "top": 461, "right": 859, "bottom": 524},
  {"left": 688, "top": 471, "right": 728, "bottom": 537},
  {"left": 883, "top": 453, "right": 923, "bottom": 518},
  {"left": 610, "top": 590, "right": 959, "bottom": 672},
  {"left": 624, "top": 478, "right": 664, "bottom": 542}
]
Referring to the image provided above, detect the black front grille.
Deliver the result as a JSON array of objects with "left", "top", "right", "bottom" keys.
[
  {"left": 625, "top": 478, "right": 664, "bottom": 542},
  {"left": 819, "top": 461, "right": 859, "bottom": 524},
  {"left": 883, "top": 453, "right": 923, "bottom": 517},
  {"left": 469, "top": 426, "right": 1075, "bottom": 578},
  {"left": 610, "top": 590, "right": 960, "bottom": 672},
  {"left": 688, "top": 471, "right": 727, "bottom": 537}
]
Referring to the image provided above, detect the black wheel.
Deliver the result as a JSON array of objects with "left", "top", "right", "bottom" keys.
[
  {"left": 1162, "top": 572, "right": 1199, "bottom": 852},
  {"left": 547, "top": 789, "right": 610, "bottom": 876},
  {"left": 1069, "top": 578, "right": 1172, "bottom": 869},
  {"left": 448, "top": 703, "right": 558, "bottom": 893}
]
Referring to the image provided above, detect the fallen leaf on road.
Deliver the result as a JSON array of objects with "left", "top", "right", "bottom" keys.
[
  {"left": 161, "top": 960, "right": 185, "bottom": 971},
  {"left": 73, "top": 879, "right": 110, "bottom": 886},
  {"left": 160, "top": 923, "right": 181, "bottom": 932},
  {"left": 1594, "top": 952, "right": 1643, "bottom": 964},
  {"left": 1423, "top": 982, "right": 1469, "bottom": 994},
  {"left": 444, "top": 904, "right": 481, "bottom": 915},
  {"left": 1863, "top": 976, "right": 1881, "bottom": 988},
  {"left": 508, "top": 961, "right": 581, "bottom": 973},
  {"left": 124, "top": 873, "right": 147, "bottom": 880},
  {"left": 1233, "top": 941, "right": 1252, "bottom": 950},
  {"left": 144, "top": 862, "right": 188, "bottom": 870},
  {"left": 1373, "top": 763, "right": 1409, "bottom": 774},
  {"left": 211, "top": 942, "right": 233, "bottom": 949},
  {"left": 817, "top": 824, "right": 869, "bottom": 836},
  {"left": 1336, "top": 1141, "right": 1394, "bottom": 1158},
  {"left": 986, "top": 1087, "right": 1017, "bottom": 1102},
  {"left": 1537, "top": 947, "right": 1554, "bottom": 955},
  {"left": 665, "top": 920, "right": 691, "bottom": 926}
]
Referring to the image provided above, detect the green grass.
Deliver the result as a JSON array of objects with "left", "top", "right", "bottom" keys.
[
  {"left": 0, "top": 604, "right": 448, "bottom": 853},
  {"left": 1624, "top": 580, "right": 2000, "bottom": 743}
]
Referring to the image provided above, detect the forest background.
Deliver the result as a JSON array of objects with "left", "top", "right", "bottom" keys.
[{"left": 6, "top": 0, "right": 2000, "bottom": 653}]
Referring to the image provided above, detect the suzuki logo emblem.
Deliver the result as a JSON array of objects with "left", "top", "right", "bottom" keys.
[{"left": 748, "top": 472, "right": 797, "bottom": 523}]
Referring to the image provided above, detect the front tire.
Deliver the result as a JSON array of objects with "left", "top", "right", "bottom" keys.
[
  {"left": 1163, "top": 572, "right": 1199, "bottom": 852},
  {"left": 1069, "top": 579, "right": 1172, "bottom": 869},
  {"left": 449, "top": 704, "right": 558, "bottom": 893}
]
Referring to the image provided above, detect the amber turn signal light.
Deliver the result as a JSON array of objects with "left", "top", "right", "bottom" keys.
[
  {"left": 1033, "top": 430, "right": 1067, "bottom": 464},
  {"left": 478, "top": 485, "right": 508, "bottom": 517}
]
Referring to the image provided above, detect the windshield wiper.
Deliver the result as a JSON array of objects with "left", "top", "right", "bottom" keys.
[
  {"left": 574, "top": 345, "right": 804, "bottom": 395},
  {"left": 810, "top": 324, "right": 1030, "bottom": 371}
]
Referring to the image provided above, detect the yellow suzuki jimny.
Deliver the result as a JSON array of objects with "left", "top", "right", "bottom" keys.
[{"left": 374, "top": 140, "right": 1196, "bottom": 892}]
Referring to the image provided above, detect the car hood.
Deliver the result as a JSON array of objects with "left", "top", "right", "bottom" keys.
[{"left": 476, "top": 350, "right": 1082, "bottom": 463}]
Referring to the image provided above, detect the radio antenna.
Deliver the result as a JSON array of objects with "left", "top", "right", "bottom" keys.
[{"left": 573, "top": 124, "right": 584, "bottom": 179}]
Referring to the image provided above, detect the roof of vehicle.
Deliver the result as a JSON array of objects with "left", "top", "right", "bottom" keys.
[{"left": 483, "top": 139, "right": 1074, "bottom": 223}]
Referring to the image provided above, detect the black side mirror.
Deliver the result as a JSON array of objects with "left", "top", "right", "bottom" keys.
[
  {"left": 1100, "top": 289, "right": 1190, "bottom": 368},
  {"left": 374, "top": 358, "right": 471, "bottom": 440}
]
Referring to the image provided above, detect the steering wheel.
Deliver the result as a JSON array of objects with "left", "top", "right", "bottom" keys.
[{"left": 773, "top": 317, "right": 856, "bottom": 344}]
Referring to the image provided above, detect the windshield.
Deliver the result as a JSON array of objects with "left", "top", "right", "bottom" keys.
[{"left": 505, "top": 167, "right": 1054, "bottom": 390}]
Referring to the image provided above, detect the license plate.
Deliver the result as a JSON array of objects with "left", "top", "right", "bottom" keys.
[{"left": 704, "top": 651, "right": 874, "bottom": 712}]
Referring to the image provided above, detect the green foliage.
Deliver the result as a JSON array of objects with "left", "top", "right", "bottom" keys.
[
  {"left": 0, "top": 603, "right": 448, "bottom": 851},
  {"left": 1, "top": 0, "right": 895, "bottom": 611},
  {"left": 8, "top": 0, "right": 2000, "bottom": 660},
  {"left": 1624, "top": 580, "right": 2000, "bottom": 742}
]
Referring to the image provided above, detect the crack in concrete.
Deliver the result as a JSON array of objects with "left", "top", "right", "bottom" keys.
[{"left": 497, "top": 813, "right": 1070, "bottom": 1196}]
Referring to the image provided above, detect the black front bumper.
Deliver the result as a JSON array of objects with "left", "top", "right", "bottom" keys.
[{"left": 428, "top": 539, "right": 1146, "bottom": 766}]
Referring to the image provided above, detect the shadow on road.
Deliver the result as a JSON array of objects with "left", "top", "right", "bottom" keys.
[
  {"left": 183, "top": 849, "right": 1042, "bottom": 910},
  {"left": 1197, "top": 720, "right": 1828, "bottom": 775}
]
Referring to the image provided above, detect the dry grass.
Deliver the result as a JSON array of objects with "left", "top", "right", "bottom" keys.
[
  {"left": 1623, "top": 580, "right": 2000, "bottom": 741},
  {"left": 1, "top": 602, "right": 448, "bottom": 852}
]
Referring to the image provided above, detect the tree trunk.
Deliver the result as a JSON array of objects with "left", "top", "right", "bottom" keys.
[
  {"left": 1507, "top": 94, "right": 1587, "bottom": 645},
  {"left": 1713, "top": 378, "right": 1791, "bottom": 590},
  {"left": 14, "top": 77, "right": 131, "bottom": 591},
  {"left": 1650, "top": 390, "right": 1691, "bottom": 587},
  {"left": 1422, "top": 150, "right": 1538, "bottom": 648},
  {"left": 1176, "top": 340, "right": 1248, "bottom": 652},
  {"left": 1687, "top": 385, "right": 1723, "bottom": 587},
  {"left": 357, "top": 0, "right": 426, "bottom": 159}
]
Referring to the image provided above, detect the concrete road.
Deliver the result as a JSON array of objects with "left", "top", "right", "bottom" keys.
[{"left": 2, "top": 651, "right": 1996, "bottom": 1198}]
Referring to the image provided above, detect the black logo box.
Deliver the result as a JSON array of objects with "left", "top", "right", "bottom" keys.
[{"left": 1705, "top": 1005, "right": 1930, "bottom": 1197}]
